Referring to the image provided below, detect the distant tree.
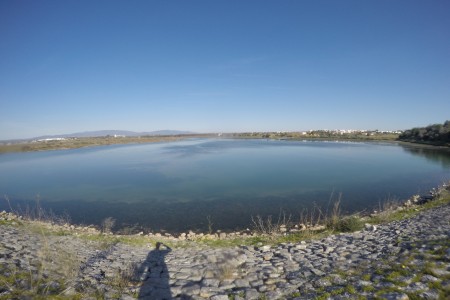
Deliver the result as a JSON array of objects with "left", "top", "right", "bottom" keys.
[{"left": 398, "top": 120, "right": 450, "bottom": 145}]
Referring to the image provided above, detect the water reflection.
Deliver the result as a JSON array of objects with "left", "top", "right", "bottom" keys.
[{"left": 401, "top": 145, "right": 450, "bottom": 168}]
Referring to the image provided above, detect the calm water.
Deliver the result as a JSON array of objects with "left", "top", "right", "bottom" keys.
[{"left": 1, "top": 139, "right": 449, "bottom": 233}]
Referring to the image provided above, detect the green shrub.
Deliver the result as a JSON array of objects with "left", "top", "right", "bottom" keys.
[{"left": 333, "top": 216, "right": 364, "bottom": 232}]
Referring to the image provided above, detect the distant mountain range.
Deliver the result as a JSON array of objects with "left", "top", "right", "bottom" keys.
[{"left": 33, "top": 130, "right": 195, "bottom": 140}]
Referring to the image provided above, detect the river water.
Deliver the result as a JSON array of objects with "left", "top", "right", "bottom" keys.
[{"left": 1, "top": 139, "right": 449, "bottom": 233}]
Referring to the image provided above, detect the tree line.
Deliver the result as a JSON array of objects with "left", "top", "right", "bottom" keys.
[{"left": 398, "top": 120, "right": 450, "bottom": 146}]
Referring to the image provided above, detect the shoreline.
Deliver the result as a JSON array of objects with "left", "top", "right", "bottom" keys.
[
  {"left": 2, "top": 181, "right": 449, "bottom": 245},
  {"left": 2, "top": 134, "right": 449, "bottom": 155},
  {"left": 0, "top": 134, "right": 215, "bottom": 154},
  {"left": 1, "top": 183, "right": 450, "bottom": 299}
]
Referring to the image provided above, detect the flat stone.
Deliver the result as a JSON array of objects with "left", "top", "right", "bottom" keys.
[
  {"left": 234, "top": 279, "right": 250, "bottom": 288},
  {"left": 377, "top": 292, "right": 409, "bottom": 300},
  {"left": 264, "top": 290, "right": 283, "bottom": 299},
  {"left": 210, "top": 296, "right": 229, "bottom": 300},
  {"left": 404, "top": 282, "right": 428, "bottom": 293},
  {"left": 202, "top": 278, "right": 220, "bottom": 287},
  {"left": 199, "top": 286, "right": 221, "bottom": 298},
  {"left": 312, "top": 278, "right": 331, "bottom": 288},
  {"left": 295, "top": 244, "right": 307, "bottom": 250},
  {"left": 419, "top": 290, "right": 440, "bottom": 300},
  {"left": 245, "top": 289, "right": 260, "bottom": 300},
  {"left": 181, "top": 283, "right": 201, "bottom": 295},
  {"left": 259, "top": 245, "right": 271, "bottom": 252},
  {"left": 310, "top": 268, "right": 325, "bottom": 276}
]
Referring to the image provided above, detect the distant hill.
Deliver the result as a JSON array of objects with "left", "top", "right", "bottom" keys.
[{"left": 33, "top": 130, "right": 194, "bottom": 140}]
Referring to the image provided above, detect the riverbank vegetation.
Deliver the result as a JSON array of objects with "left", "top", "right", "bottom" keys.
[
  {"left": 398, "top": 120, "right": 450, "bottom": 147},
  {"left": 232, "top": 130, "right": 399, "bottom": 141},
  {"left": 0, "top": 131, "right": 399, "bottom": 155},
  {"left": 0, "top": 134, "right": 214, "bottom": 154},
  {"left": 2, "top": 183, "right": 449, "bottom": 250}
]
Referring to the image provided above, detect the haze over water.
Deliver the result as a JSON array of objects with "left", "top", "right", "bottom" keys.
[{"left": 1, "top": 139, "right": 449, "bottom": 233}]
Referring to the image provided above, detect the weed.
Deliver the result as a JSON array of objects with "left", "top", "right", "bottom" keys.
[
  {"left": 218, "top": 264, "right": 236, "bottom": 281},
  {"left": 316, "top": 292, "right": 331, "bottom": 300},
  {"left": 106, "top": 262, "right": 140, "bottom": 295},
  {"left": 345, "top": 284, "right": 356, "bottom": 294},
  {"left": 362, "top": 285, "right": 375, "bottom": 292},
  {"left": 330, "top": 287, "right": 345, "bottom": 295},
  {"left": 361, "top": 273, "right": 371, "bottom": 281},
  {"left": 0, "top": 243, "right": 81, "bottom": 299},
  {"left": 385, "top": 271, "right": 401, "bottom": 283},
  {"left": 423, "top": 261, "right": 437, "bottom": 276},
  {"left": 332, "top": 215, "right": 364, "bottom": 232},
  {"left": 325, "top": 193, "right": 342, "bottom": 230},
  {"left": 428, "top": 280, "right": 442, "bottom": 290},
  {"left": 251, "top": 209, "right": 291, "bottom": 237},
  {"left": 101, "top": 217, "right": 116, "bottom": 234},
  {"left": 290, "top": 291, "right": 301, "bottom": 297},
  {"left": 206, "top": 215, "right": 214, "bottom": 234}
]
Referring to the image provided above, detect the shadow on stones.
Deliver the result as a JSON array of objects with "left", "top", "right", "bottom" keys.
[{"left": 137, "top": 242, "right": 193, "bottom": 300}]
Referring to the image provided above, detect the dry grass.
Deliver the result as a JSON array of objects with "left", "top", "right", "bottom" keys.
[
  {"left": 106, "top": 262, "right": 141, "bottom": 296},
  {"left": 0, "top": 235, "right": 82, "bottom": 299},
  {"left": 251, "top": 209, "right": 291, "bottom": 237},
  {"left": 101, "top": 217, "right": 116, "bottom": 234}
]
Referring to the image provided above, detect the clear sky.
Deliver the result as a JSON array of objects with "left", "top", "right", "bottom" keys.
[{"left": 1, "top": 0, "right": 449, "bottom": 140}]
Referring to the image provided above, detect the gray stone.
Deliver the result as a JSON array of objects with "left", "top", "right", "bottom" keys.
[
  {"left": 310, "top": 268, "right": 325, "bottom": 276},
  {"left": 201, "top": 278, "right": 220, "bottom": 287},
  {"left": 181, "top": 284, "right": 201, "bottom": 295},
  {"left": 404, "top": 281, "right": 428, "bottom": 293},
  {"left": 199, "top": 286, "right": 221, "bottom": 298},
  {"left": 245, "top": 289, "right": 260, "bottom": 300},
  {"left": 210, "top": 296, "right": 229, "bottom": 300},
  {"left": 264, "top": 290, "right": 283, "bottom": 299},
  {"left": 259, "top": 245, "right": 271, "bottom": 252},
  {"left": 312, "top": 278, "right": 331, "bottom": 288},
  {"left": 364, "top": 223, "right": 377, "bottom": 232},
  {"left": 420, "top": 274, "right": 440, "bottom": 283},
  {"left": 377, "top": 292, "right": 409, "bottom": 300},
  {"left": 234, "top": 279, "right": 250, "bottom": 288},
  {"left": 419, "top": 290, "right": 441, "bottom": 300}
]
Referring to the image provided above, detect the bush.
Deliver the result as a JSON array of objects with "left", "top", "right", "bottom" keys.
[{"left": 333, "top": 216, "right": 364, "bottom": 232}]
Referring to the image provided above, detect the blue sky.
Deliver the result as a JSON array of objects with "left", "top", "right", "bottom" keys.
[{"left": 1, "top": 0, "right": 449, "bottom": 139}]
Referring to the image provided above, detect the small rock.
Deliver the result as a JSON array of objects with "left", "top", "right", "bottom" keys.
[
  {"left": 263, "top": 253, "right": 272, "bottom": 261},
  {"left": 421, "top": 274, "right": 440, "bottom": 283},
  {"left": 259, "top": 245, "right": 271, "bottom": 252},
  {"left": 419, "top": 290, "right": 440, "bottom": 300},
  {"left": 312, "top": 278, "right": 331, "bottom": 288},
  {"left": 378, "top": 292, "right": 409, "bottom": 300},
  {"left": 245, "top": 289, "right": 260, "bottom": 300},
  {"left": 210, "top": 295, "right": 229, "bottom": 300},
  {"left": 310, "top": 268, "right": 325, "bottom": 276},
  {"left": 364, "top": 223, "right": 377, "bottom": 232}
]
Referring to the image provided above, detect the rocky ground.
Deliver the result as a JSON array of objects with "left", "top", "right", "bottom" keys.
[{"left": 1, "top": 200, "right": 450, "bottom": 299}]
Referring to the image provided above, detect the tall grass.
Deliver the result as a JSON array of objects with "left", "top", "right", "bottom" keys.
[{"left": 251, "top": 209, "right": 291, "bottom": 236}]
